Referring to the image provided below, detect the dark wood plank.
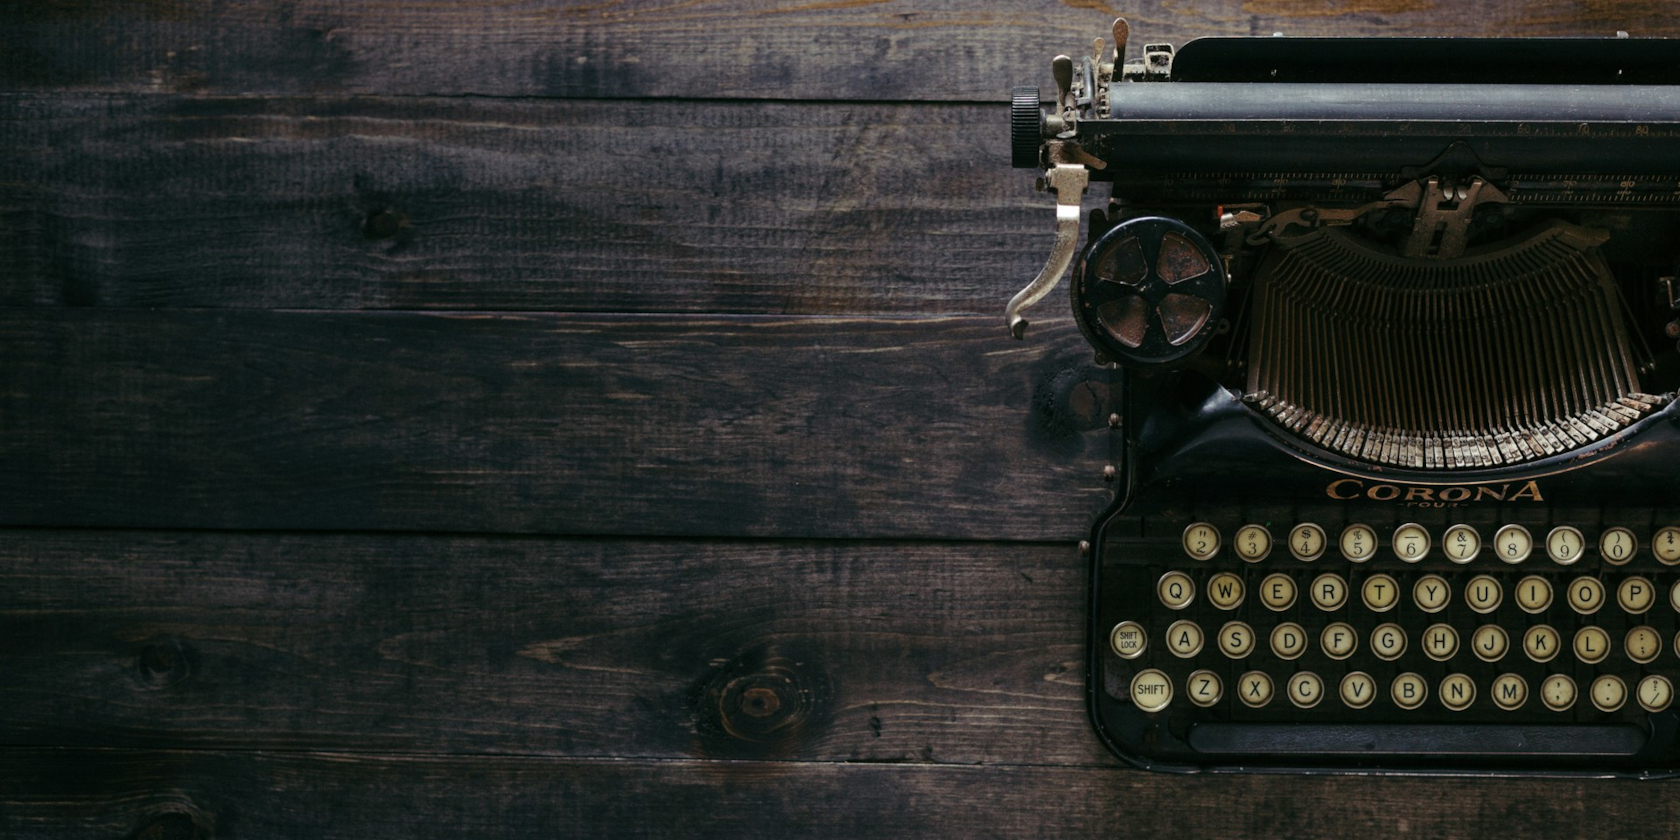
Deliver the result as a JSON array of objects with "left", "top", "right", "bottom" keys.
[
  {"left": 0, "top": 310, "right": 1116, "bottom": 538},
  {"left": 3, "top": 1, "right": 1675, "bottom": 99},
  {"left": 5, "top": 748, "right": 1676, "bottom": 839},
  {"left": 0, "top": 531, "right": 1104, "bottom": 765},
  {"left": 0, "top": 96, "right": 1047, "bottom": 314}
]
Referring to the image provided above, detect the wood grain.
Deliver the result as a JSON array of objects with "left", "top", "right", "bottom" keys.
[
  {"left": 5, "top": 747, "right": 1677, "bottom": 840},
  {"left": 0, "top": 310, "right": 1116, "bottom": 538},
  {"left": 0, "top": 531, "right": 1104, "bottom": 765},
  {"left": 0, "top": 95, "right": 1049, "bottom": 314},
  {"left": 2, "top": 0, "right": 1675, "bottom": 100}
]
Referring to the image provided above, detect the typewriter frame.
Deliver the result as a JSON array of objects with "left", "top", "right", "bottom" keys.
[{"left": 1012, "top": 21, "right": 1680, "bottom": 776}]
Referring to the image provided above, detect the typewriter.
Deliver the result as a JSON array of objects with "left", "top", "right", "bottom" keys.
[{"left": 1008, "top": 19, "right": 1680, "bottom": 774}]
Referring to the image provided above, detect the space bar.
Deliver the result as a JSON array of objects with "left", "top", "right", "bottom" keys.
[{"left": 1189, "top": 723, "right": 1647, "bottom": 756}]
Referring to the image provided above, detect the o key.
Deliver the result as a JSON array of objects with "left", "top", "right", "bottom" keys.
[{"left": 1182, "top": 522, "right": 1221, "bottom": 560}]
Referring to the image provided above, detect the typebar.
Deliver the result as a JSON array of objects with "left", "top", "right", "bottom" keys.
[{"left": 1189, "top": 723, "right": 1647, "bottom": 756}]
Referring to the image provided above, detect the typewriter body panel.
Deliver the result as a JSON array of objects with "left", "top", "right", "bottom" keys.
[{"left": 1009, "top": 22, "right": 1680, "bottom": 774}]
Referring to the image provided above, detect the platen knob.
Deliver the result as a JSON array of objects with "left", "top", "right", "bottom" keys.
[
  {"left": 1011, "top": 86, "right": 1044, "bottom": 169},
  {"left": 1072, "top": 216, "right": 1226, "bottom": 367}
]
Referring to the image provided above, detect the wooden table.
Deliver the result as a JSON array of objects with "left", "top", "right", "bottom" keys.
[{"left": 3, "top": 2, "right": 1677, "bottom": 835}]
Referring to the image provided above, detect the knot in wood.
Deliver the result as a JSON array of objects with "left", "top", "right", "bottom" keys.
[
  {"left": 690, "top": 643, "right": 831, "bottom": 759},
  {"left": 135, "top": 637, "right": 197, "bottom": 689},
  {"left": 131, "top": 813, "right": 205, "bottom": 840}
]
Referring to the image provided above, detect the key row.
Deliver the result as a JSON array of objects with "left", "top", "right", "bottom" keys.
[
  {"left": 1157, "top": 570, "right": 1670, "bottom": 615},
  {"left": 1129, "top": 667, "right": 1669, "bottom": 714},
  {"left": 1112, "top": 619, "right": 1669, "bottom": 665},
  {"left": 1183, "top": 522, "right": 1680, "bottom": 565}
]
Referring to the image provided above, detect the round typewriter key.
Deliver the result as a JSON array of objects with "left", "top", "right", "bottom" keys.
[
  {"left": 1259, "top": 573, "right": 1297, "bottom": 610},
  {"left": 1339, "top": 671, "right": 1376, "bottom": 709},
  {"left": 1110, "top": 621, "right": 1147, "bottom": 659},
  {"left": 1625, "top": 625, "right": 1662, "bottom": 663},
  {"left": 1546, "top": 526, "right": 1585, "bottom": 565},
  {"left": 1523, "top": 625, "right": 1561, "bottom": 663},
  {"left": 1491, "top": 674, "right": 1528, "bottom": 711},
  {"left": 1310, "top": 573, "right": 1348, "bottom": 610},
  {"left": 1207, "top": 572, "right": 1245, "bottom": 610},
  {"left": 1515, "top": 575, "right": 1553, "bottom": 614},
  {"left": 1270, "top": 622, "right": 1307, "bottom": 660},
  {"left": 1340, "top": 523, "right": 1377, "bottom": 563},
  {"left": 1187, "top": 669, "right": 1223, "bottom": 708},
  {"left": 1361, "top": 573, "right": 1399, "bottom": 612},
  {"left": 1392, "top": 523, "right": 1430, "bottom": 562},
  {"left": 1618, "top": 576, "right": 1655, "bottom": 614},
  {"left": 1671, "top": 580, "right": 1680, "bottom": 613},
  {"left": 1166, "top": 620, "right": 1204, "bottom": 658},
  {"left": 1289, "top": 523, "right": 1326, "bottom": 562},
  {"left": 1541, "top": 674, "right": 1577, "bottom": 711},
  {"left": 1465, "top": 574, "right": 1503, "bottom": 614},
  {"left": 1238, "top": 671, "right": 1274, "bottom": 708},
  {"left": 1287, "top": 671, "right": 1324, "bottom": 709},
  {"left": 1494, "top": 524, "right": 1532, "bottom": 564},
  {"left": 1320, "top": 622, "right": 1357, "bottom": 660},
  {"left": 1422, "top": 623, "right": 1459, "bottom": 662},
  {"left": 1573, "top": 626, "right": 1611, "bottom": 664},
  {"left": 1655, "top": 526, "right": 1680, "bottom": 565},
  {"left": 1443, "top": 524, "right": 1480, "bottom": 564},
  {"left": 1371, "top": 623, "right": 1407, "bottom": 661},
  {"left": 1157, "top": 571, "right": 1195, "bottom": 609},
  {"left": 1590, "top": 675, "right": 1628, "bottom": 713},
  {"left": 1234, "top": 524, "right": 1271, "bottom": 562},
  {"left": 1601, "top": 527, "right": 1638, "bottom": 565},
  {"left": 1217, "top": 621, "right": 1255, "bottom": 658},
  {"left": 1413, "top": 574, "right": 1450, "bottom": 613},
  {"left": 1130, "top": 669, "right": 1174, "bottom": 712},
  {"left": 1182, "top": 522, "right": 1221, "bottom": 560},
  {"left": 1639, "top": 675, "right": 1674, "bottom": 713},
  {"left": 1472, "top": 625, "right": 1509, "bottom": 662},
  {"left": 1440, "top": 673, "right": 1476, "bottom": 711},
  {"left": 1391, "top": 672, "right": 1428, "bottom": 710},
  {"left": 1567, "top": 576, "right": 1605, "bottom": 615}
]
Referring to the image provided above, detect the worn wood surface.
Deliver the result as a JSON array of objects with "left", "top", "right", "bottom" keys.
[
  {"left": 5, "top": 748, "right": 1678, "bottom": 840},
  {"left": 0, "top": 310, "right": 1112, "bottom": 539},
  {"left": 0, "top": 96, "right": 1043, "bottom": 314},
  {"left": 9, "top": 1, "right": 1680, "bottom": 837},
  {"left": 0, "top": 531, "right": 1099, "bottom": 764},
  {"left": 3, "top": 0, "right": 1677, "bottom": 100}
]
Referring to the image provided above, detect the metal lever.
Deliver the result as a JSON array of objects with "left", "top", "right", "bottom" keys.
[{"left": 1007, "top": 163, "right": 1089, "bottom": 339}]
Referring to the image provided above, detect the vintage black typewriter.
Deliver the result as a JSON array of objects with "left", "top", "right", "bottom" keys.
[{"left": 1008, "top": 18, "right": 1680, "bottom": 774}]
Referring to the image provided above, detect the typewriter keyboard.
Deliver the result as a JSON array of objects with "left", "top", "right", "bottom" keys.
[{"left": 1099, "top": 521, "right": 1680, "bottom": 761}]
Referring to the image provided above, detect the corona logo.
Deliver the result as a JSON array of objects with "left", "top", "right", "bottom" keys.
[{"left": 1325, "top": 478, "right": 1544, "bottom": 503}]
